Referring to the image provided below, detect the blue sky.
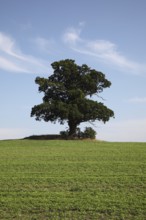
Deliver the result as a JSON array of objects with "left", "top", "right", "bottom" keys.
[{"left": 0, "top": 0, "right": 146, "bottom": 141}]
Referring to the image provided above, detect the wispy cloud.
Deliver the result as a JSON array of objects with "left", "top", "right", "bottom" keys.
[
  {"left": 0, "top": 32, "right": 49, "bottom": 74},
  {"left": 63, "top": 26, "right": 146, "bottom": 75},
  {"left": 128, "top": 97, "right": 146, "bottom": 103},
  {"left": 63, "top": 27, "right": 81, "bottom": 45}
]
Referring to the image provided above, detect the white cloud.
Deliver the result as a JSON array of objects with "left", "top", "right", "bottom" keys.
[
  {"left": 128, "top": 97, "right": 146, "bottom": 103},
  {"left": 63, "top": 26, "right": 146, "bottom": 75},
  {"left": 0, "top": 124, "right": 64, "bottom": 140},
  {"left": 97, "top": 119, "right": 146, "bottom": 142},
  {"left": 0, "top": 32, "right": 49, "bottom": 74},
  {"left": 0, "top": 56, "right": 27, "bottom": 73},
  {"left": 0, "top": 32, "right": 15, "bottom": 55},
  {"left": 63, "top": 27, "right": 81, "bottom": 45},
  {"left": 0, "top": 128, "right": 32, "bottom": 140}
]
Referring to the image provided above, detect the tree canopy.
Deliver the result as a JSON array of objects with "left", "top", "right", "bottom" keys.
[{"left": 31, "top": 59, "right": 114, "bottom": 137}]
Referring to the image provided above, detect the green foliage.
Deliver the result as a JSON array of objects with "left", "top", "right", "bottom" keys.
[
  {"left": 60, "top": 127, "right": 96, "bottom": 139},
  {"left": 31, "top": 59, "right": 114, "bottom": 136},
  {"left": 82, "top": 127, "right": 96, "bottom": 139},
  {"left": 60, "top": 130, "right": 69, "bottom": 139},
  {"left": 0, "top": 140, "right": 146, "bottom": 219}
]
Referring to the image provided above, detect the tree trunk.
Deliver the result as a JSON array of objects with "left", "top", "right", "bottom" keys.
[{"left": 68, "top": 120, "right": 78, "bottom": 138}]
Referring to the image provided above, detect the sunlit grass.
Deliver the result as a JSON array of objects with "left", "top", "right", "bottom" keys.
[{"left": 0, "top": 140, "right": 145, "bottom": 219}]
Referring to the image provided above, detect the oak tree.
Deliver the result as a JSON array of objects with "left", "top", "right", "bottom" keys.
[{"left": 31, "top": 59, "right": 114, "bottom": 137}]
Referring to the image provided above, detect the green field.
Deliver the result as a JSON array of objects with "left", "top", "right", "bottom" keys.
[{"left": 0, "top": 140, "right": 145, "bottom": 220}]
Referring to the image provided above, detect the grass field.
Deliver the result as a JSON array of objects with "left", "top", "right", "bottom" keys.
[{"left": 0, "top": 140, "right": 145, "bottom": 219}]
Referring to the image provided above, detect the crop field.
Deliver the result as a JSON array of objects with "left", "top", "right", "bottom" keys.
[{"left": 0, "top": 140, "right": 145, "bottom": 219}]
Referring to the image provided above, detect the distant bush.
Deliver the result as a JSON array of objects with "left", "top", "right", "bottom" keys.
[
  {"left": 60, "top": 130, "right": 69, "bottom": 139},
  {"left": 60, "top": 127, "right": 96, "bottom": 139},
  {"left": 24, "top": 134, "right": 61, "bottom": 140},
  {"left": 82, "top": 127, "right": 96, "bottom": 139}
]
